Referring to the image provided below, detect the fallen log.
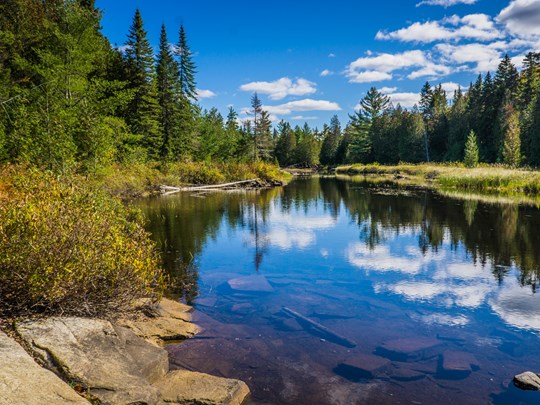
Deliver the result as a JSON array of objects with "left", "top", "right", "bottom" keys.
[
  {"left": 160, "top": 179, "right": 260, "bottom": 195},
  {"left": 282, "top": 307, "right": 356, "bottom": 348}
]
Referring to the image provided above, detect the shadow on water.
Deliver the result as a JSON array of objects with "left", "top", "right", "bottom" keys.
[{"left": 137, "top": 176, "right": 540, "bottom": 404}]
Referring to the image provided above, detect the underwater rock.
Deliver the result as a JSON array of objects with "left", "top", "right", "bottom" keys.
[
  {"left": 227, "top": 275, "right": 274, "bottom": 293},
  {"left": 376, "top": 337, "right": 443, "bottom": 362},
  {"left": 337, "top": 353, "right": 391, "bottom": 379},
  {"left": 439, "top": 350, "right": 479, "bottom": 379}
]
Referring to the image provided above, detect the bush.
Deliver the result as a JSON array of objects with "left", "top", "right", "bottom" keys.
[{"left": 0, "top": 166, "right": 165, "bottom": 317}]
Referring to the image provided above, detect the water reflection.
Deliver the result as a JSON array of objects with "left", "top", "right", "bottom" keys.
[{"left": 138, "top": 176, "right": 540, "bottom": 404}]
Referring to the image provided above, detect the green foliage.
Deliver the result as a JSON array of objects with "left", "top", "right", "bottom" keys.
[
  {"left": 0, "top": 166, "right": 165, "bottom": 316},
  {"left": 464, "top": 130, "right": 479, "bottom": 168},
  {"left": 501, "top": 104, "right": 521, "bottom": 168}
]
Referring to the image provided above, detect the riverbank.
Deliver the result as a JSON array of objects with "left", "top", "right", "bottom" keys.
[
  {"left": 336, "top": 163, "right": 540, "bottom": 195},
  {"left": 92, "top": 161, "right": 291, "bottom": 199},
  {"left": 0, "top": 298, "right": 250, "bottom": 404}
]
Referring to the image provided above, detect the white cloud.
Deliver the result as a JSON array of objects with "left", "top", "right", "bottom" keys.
[
  {"left": 263, "top": 99, "right": 341, "bottom": 115},
  {"left": 347, "top": 50, "right": 432, "bottom": 83},
  {"left": 417, "top": 0, "right": 477, "bottom": 6},
  {"left": 389, "top": 92, "right": 421, "bottom": 108},
  {"left": 376, "top": 14, "right": 501, "bottom": 43},
  {"left": 328, "top": 53, "right": 336, "bottom": 58},
  {"left": 291, "top": 116, "right": 319, "bottom": 120},
  {"left": 380, "top": 87, "right": 398, "bottom": 94},
  {"left": 196, "top": 89, "right": 216, "bottom": 99},
  {"left": 436, "top": 42, "right": 503, "bottom": 72},
  {"left": 239, "top": 77, "right": 316, "bottom": 100},
  {"left": 498, "top": 0, "right": 540, "bottom": 38},
  {"left": 407, "top": 62, "right": 453, "bottom": 79},
  {"left": 320, "top": 69, "right": 333, "bottom": 77}
]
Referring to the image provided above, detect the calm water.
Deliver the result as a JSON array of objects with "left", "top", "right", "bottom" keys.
[{"left": 138, "top": 176, "right": 540, "bottom": 404}]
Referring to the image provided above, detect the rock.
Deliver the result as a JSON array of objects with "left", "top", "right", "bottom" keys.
[
  {"left": 155, "top": 370, "right": 250, "bottom": 405},
  {"left": 338, "top": 353, "right": 391, "bottom": 379},
  {"left": 513, "top": 371, "right": 540, "bottom": 390},
  {"left": 118, "top": 316, "right": 200, "bottom": 346},
  {"left": 227, "top": 275, "right": 274, "bottom": 293},
  {"left": 16, "top": 317, "right": 167, "bottom": 405},
  {"left": 0, "top": 330, "right": 89, "bottom": 405},
  {"left": 376, "top": 337, "right": 443, "bottom": 362},
  {"left": 439, "top": 350, "right": 479, "bottom": 378},
  {"left": 389, "top": 366, "right": 426, "bottom": 382},
  {"left": 155, "top": 298, "right": 193, "bottom": 320}
]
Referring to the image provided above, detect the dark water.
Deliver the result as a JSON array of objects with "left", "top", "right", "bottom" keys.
[{"left": 138, "top": 176, "right": 540, "bottom": 404}]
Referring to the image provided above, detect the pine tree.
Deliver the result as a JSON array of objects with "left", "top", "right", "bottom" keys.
[
  {"left": 156, "top": 24, "right": 180, "bottom": 160},
  {"left": 349, "top": 87, "right": 389, "bottom": 163},
  {"left": 464, "top": 130, "right": 479, "bottom": 168},
  {"left": 319, "top": 115, "right": 341, "bottom": 165},
  {"left": 501, "top": 103, "right": 521, "bottom": 167},
  {"left": 250, "top": 92, "right": 262, "bottom": 161},
  {"left": 275, "top": 120, "right": 295, "bottom": 166},
  {"left": 124, "top": 9, "right": 161, "bottom": 159},
  {"left": 175, "top": 24, "right": 197, "bottom": 101}
]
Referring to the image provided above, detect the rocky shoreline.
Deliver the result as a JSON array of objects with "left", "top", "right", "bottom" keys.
[{"left": 0, "top": 298, "right": 250, "bottom": 405}]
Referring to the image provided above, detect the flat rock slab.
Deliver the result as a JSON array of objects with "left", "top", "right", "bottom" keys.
[
  {"left": 0, "top": 330, "right": 89, "bottom": 405},
  {"left": 338, "top": 353, "right": 391, "bottom": 379},
  {"left": 155, "top": 369, "right": 250, "bottom": 405},
  {"left": 16, "top": 317, "right": 168, "bottom": 405},
  {"left": 440, "top": 350, "right": 479, "bottom": 377},
  {"left": 376, "top": 337, "right": 443, "bottom": 361},
  {"left": 514, "top": 371, "right": 540, "bottom": 390},
  {"left": 156, "top": 298, "right": 193, "bottom": 320},
  {"left": 227, "top": 275, "right": 274, "bottom": 293},
  {"left": 118, "top": 316, "right": 200, "bottom": 346}
]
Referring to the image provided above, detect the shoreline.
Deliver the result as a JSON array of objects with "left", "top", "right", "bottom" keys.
[{"left": 0, "top": 298, "right": 251, "bottom": 405}]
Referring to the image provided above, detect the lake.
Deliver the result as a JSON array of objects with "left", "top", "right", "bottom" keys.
[{"left": 138, "top": 176, "right": 540, "bottom": 404}]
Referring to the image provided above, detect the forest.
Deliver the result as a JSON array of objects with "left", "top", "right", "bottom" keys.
[{"left": 1, "top": 0, "right": 540, "bottom": 176}]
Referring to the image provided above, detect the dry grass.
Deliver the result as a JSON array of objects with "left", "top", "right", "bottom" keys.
[{"left": 336, "top": 163, "right": 540, "bottom": 195}]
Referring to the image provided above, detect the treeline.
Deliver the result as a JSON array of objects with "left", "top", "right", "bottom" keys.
[
  {"left": 0, "top": 0, "right": 262, "bottom": 173},
  {"left": 279, "top": 53, "right": 540, "bottom": 168},
  {"left": 1, "top": 1, "right": 539, "bottom": 172}
]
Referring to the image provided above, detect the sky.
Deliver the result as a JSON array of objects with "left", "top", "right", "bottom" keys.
[{"left": 95, "top": 0, "right": 540, "bottom": 129}]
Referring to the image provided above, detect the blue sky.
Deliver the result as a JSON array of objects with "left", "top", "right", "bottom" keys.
[{"left": 95, "top": 0, "right": 540, "bottom": 129}]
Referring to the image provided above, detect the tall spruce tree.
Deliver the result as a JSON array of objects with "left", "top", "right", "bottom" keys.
[
  {"left": 349, "top": 87, "right": 390, "bottom": 163},
  {"left": 250, "top": 92, "right": 262, "bottom": 161},
  {"left": 124, "top": 9, "right": 161, "bottom": 159},
  {"left": 501, "top": 102, "right": 521, "bottom": 167},
  {"left": 156, "top": 23, "right": 180, "bottom": 160},
  {"left": 176, "top": 24, "right": 197, "bottom": 101}
]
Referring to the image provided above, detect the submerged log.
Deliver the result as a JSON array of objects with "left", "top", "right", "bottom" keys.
[
  {"left": 282, "top": 307, "right": 356, "bottom": 348},
  {"left": 160, "top": 179, "right": 260, "bottom": 195}
]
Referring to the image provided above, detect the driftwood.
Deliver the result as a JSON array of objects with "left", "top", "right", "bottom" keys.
[
  {"left": 282, "top": 307, "right": 356, "bottom": 348},
  {"left": 160, "top": 179, "right": 260, "bottom": 195}
]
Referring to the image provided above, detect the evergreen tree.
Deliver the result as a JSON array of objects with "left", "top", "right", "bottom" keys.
[
  {"left": 123, "top": 9, "right": 161, "bottom": 159},
  {"left": 349, "top": 87, "right": 390, "bottom": 163},
  {"left": 156, "top": 24, "right": 180, "bottom": 160},
  {"left": 250, "top": 92, "right": 262, "bottom": 161},
  {"left": 319, "top": 115, "right": 341, "bottom": 165},
  {"left": 501, "top": 103, "right": 521, "bottom": 167},
  {"left": 275, "top": 120, "right": 295, "bottom": 166},
  {"left": 464, "top": 130, "right": 479, "bottom": 168},
  {"left": 175, "top": 24, "right": 197, "bottom": 101}
]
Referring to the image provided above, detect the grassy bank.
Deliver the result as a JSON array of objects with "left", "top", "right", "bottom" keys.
[
  {"left": 0, "top": 161, "right": 288, "bottom": 317},
  {"left": 93, "top": 161, "right": 290, "bottom": 199},
  {"left": 336, "top": 163, "right": 540, "bottom": 195}
]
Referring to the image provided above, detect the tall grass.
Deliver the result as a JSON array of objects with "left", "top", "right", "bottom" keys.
[{"left": 336, "top": 163, "right": 540, "bottom": 195}]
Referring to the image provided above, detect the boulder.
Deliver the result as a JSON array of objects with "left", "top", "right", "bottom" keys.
[
  {"left": 337, "top": 353, "right": 391, "bottom": 379},
  {"left": 513, "top": 371, "right": 540, "bottom": 390},
  {"left": 155, "top": 370, "right": 250, "bottom": 405},
  {"left": 16, "top": 317, "right": 168, "bottom": 405},
  {"left": 227, "top": 275, "right": 274, "bottom": 293},
  {"left": 376, "top": 337, "right": 443, "bottom": 361},
  {"left": 0, "top": 330, "right": 89, "bottom": 405},
  {"left": 439, "top": 350, "right": 479, "bottom": 379}
]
